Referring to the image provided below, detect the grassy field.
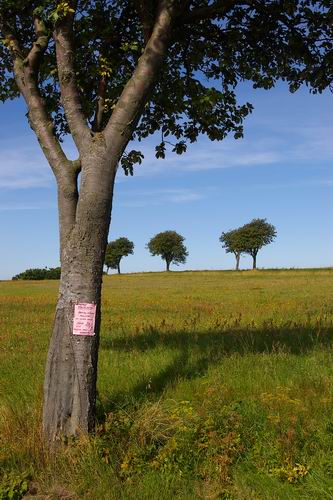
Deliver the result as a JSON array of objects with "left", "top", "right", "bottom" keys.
[{"left": 1, "top": 269, "right": 333, "bottom": 499}]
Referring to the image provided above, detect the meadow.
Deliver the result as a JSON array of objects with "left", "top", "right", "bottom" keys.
[{"left": 1, "top": 269, "right": 333, "bottom": 499}]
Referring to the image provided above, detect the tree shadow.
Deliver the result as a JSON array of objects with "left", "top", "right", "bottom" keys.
[{"left": 98, "top": 323, "right": 333, "bottom": 416}]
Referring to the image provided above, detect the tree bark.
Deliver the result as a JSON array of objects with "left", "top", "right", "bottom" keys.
[
  {"left": 43, "top": 150, "right": 116, "bottom": 441},
  {"left": 166, "top": 260, "right": 171, "bottom": 271},
  {"left": 235, "top": 253, "right": 240, "bottom": 271},
  {"left": 252, "top": 253, "right": 257, "bottom": 270},
  {"left": 117, "top": 261, "right": 121, "bottom": 274}
]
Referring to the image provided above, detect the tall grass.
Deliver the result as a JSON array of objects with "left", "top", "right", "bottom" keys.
[{"left": 1, "top": 270, "right": 333, "bottom": 498}]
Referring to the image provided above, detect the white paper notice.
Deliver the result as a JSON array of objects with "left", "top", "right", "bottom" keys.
[{"left": 73, "top": 303, "right": 96, "bottom": 336}]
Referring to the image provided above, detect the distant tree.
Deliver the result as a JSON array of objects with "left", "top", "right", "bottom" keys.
[
  {"left": 147, "top": 231, "right": 188, "bottom": 271},
  {"left": 219, "top": 229, "right": 243, "bottom": 271},
  {"left": 105, "top": 238, "right": 134, "bottom": 274},
  {"left": 238, "top": 219, "right": 277, "bottom": 270}
]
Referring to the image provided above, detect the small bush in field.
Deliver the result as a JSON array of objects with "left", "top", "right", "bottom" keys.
[{"left": 12, "top": 267, "right": 61, "bottom": 280}]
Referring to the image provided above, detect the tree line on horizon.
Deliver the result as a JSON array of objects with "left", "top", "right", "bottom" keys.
[
  {"left": 11, "top": 219, "right": 277, "bottom": 279},
  {"left": 106, "top": 218, "right": 276, "bottom": 273}
]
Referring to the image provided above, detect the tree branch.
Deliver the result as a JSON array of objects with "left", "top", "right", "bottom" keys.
[
  {"left": 104, "top": 1, "right": 176, "bottom": 157},
  {"left": 135, "top": 0, "right": 156, "bottom": 44},
  {"left": 92, "top": 77, "right": 107, "bottom": 132},
  {"left": 5, "top": 26, "right": 72, "bottom": 187},
  {"left": 24, "top": 17, "right": 49, "bottom": 78},
  {"left": 57, "top": 161, "right": 80, "bottom": 258},
  {"left": 181, "top": 0, "right": 238, "bottom": 23},
  {"left": 71, "top": 158, "right": 81, "bottom": 174},
  {"left": 54, "top": 2, "right": 90, "bottom": 151}
]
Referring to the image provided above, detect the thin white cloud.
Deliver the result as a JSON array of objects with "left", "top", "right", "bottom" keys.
[
  {"left": 242, "top": 178, "right": 333, "bottom": 191},
  {"left": 0, "top": 135, "right": 77, "bottom": 190},
  {"left": 118, "top": 188, "right": 203, "bottom": 207},
  {"left": 0, "top": 201, "right": 55, "bottom": 210},
  {"left": 116, "top": 144, "right": 281, "bottom": 179},
  {"left": 2, "top": 122, "right": 333, "bottom": 190},
  {"left": 291, "top": 126, "right": 333, "bottom": 160},
  {"left": 166, "top": 191, "right": 202, "bottom": 203},
  {"left": 318, "top": 179, "right": 333, "bottom": 186},
  {"left": 117, "top": 123, "right": 333, "bottom": 178},
  {"left": 0, "top": 144, "right": 53, "bottom": 189}
]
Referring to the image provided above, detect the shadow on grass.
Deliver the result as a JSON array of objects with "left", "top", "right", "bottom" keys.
[{"left": 98, "top": 323, "right": 333, "bottom": 415}]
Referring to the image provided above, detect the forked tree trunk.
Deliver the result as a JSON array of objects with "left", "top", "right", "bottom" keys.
[
  {"left": 43, "top": 152, "right": 116, "bottom": 440},
  {"left": 6, "top": 0, "right": 175, "bottom": 442},
  {"left": 38, "top": 1, "right": 173, "bottom": 441}
]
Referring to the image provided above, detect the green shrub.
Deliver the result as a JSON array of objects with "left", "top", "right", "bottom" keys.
[
  {"left": 0, "top": 471, "right": 30, "bottom": 500},
  {"left": 12, "top": 267, "right": 61, "bottom": 280}
]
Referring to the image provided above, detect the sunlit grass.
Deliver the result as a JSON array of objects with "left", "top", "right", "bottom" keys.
[{"left": 1, "top": 269, "right": 333, "bottom": 498}]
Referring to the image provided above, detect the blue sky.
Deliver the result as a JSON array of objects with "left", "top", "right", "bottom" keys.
[{"left": 0, "top": 82, "right": 332, "bottom": 279}]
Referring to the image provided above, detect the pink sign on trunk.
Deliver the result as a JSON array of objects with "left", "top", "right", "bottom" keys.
[{"left": 73, "top": 303, "right": 96, "bottom": 336}]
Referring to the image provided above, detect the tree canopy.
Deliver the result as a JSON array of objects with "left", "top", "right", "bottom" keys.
[
  {"left": 1, "top": 1, "right": 331, "bottom": 174},
  {"left": 105, "top": 237, "right": 134, "bottom": 274},
  {"left": 147, "top": 230, "right": 188, "bottom": 271}
]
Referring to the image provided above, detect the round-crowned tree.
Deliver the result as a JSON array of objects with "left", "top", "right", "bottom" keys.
[
  {"left": 238, "top": 218, "right": 277, "bottom": 269},
  {"left": 147, "top": 231, "right": 188, "bottom": 271},
  {"left": 105, "top": 237, "right": 134, "bottom": 274}
]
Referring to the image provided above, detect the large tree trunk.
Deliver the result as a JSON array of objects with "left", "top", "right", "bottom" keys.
[
  {"left": 252, "top": 254, "right": 257, "bottom": 270},
  {"left": 117, "top": 261, "right": 121, "bottom": 274},
  {"left": 43, "top": 151, "right": 116, "bottom": 441},
  {"left": 166, "top": 260, "right": 170, "bottom": 271}
]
